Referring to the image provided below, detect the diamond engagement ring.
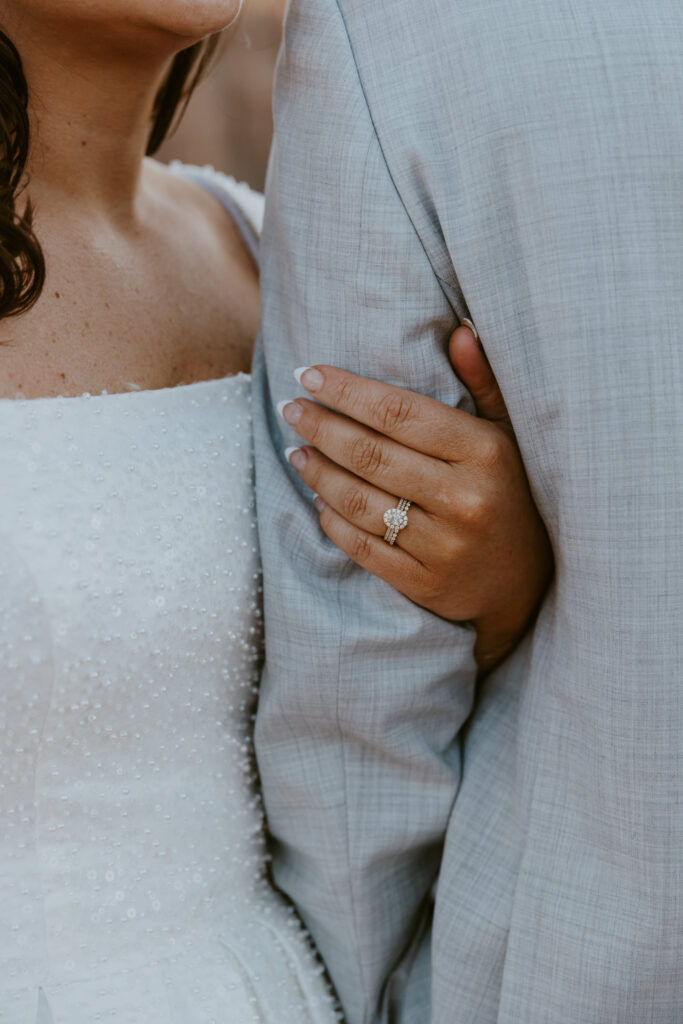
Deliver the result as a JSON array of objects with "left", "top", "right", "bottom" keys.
[{"left": 383, "top": 498, "right": 412, "bottom": 546}]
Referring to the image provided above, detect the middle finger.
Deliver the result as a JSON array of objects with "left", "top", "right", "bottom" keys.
[{"left": 279, "top": 398, "right": 448, "bottom": 512}]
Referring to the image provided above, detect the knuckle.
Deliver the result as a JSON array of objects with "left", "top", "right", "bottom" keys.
[
  {"left": 342, "top": 486, "right": 369, "bottom": 520},
  {"left": 476, "top": 431, "right": 506, "bottom": 471},
  {"left": 481, "top": 384, "right": 503, "bottom": 411},
  {"left": 333, "top": 374, "right": 356, "bottom": 409},
  {"left": 457, "top": 488, "right": 491, "bottom": 529},
  {"left": 374, "top": 391, "right": 415, "bottom": 433},
  {"left": 306, "top": 412, "right": 325, "bottom": 448},
  {"left": 349, "top": 436, "right": 385, "bottom": 476},
  {"left": 431, "top": 481, "right": 458, "bottom": 515},
  {"left": 306, "top": 454, "right": 323, "bottom": 488},
  {"left": 351, "top": 530, "right": 374, "bottom": 564}
]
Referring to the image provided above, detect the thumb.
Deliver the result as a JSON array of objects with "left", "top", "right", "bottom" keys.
[{"left": 449, "top": 322, "right": 511, "bottom": 430}]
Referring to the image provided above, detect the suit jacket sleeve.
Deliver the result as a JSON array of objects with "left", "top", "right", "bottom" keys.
[{"left": 252, "top": 1, "right": 477, "bottom": 1020}]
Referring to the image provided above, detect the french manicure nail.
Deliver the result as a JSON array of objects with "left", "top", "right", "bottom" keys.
[
  {"left": 461, "top": 317, "right": 480, "bottom": 343},
  {"left": 313, "top": 495, "right": 327, "bottom": 511},
  {"left": 279, "top": 400, "right": 302, "bottom": 425},
  {"left": 284, "top": 446, "right": 307, "bottom": 470},
  {"left": 297, "top": 367, "right": 324, "bottom": 392}
]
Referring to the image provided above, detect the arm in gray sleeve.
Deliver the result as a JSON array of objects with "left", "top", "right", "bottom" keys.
[{"left": 253, "top": 1, "right": 477, "bottom": 1020}]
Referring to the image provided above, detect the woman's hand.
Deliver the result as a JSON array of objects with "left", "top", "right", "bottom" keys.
[{"left": 278, "top": 323, "right": 553, "bottom": 673}]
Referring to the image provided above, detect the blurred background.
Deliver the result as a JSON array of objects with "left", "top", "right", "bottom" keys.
[{"left": 158, "top": 0, "right": 287, "bottom": 193}]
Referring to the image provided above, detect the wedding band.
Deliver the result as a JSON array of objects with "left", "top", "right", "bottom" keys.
[
  {"left": 461, "top": 317, "right": 479, "bottom": 341},
  {"left": 383, "top": 498, "right": 412, "bottom": 546}
]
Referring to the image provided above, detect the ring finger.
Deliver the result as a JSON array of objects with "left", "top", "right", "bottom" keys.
[{"left": 286, "top": 444, "right": 436, "bottom": 559}]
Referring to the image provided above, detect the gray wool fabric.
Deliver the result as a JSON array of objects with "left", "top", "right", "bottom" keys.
[{"left": 252, "top": 1, "right": 683, "bottom": 1022}]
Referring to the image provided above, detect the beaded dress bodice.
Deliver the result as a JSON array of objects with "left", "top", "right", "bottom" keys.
[{"left": 0, "top": 171, "right": 338, "bottom": 1024}]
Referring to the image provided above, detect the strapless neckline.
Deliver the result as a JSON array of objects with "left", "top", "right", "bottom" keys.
[{"left": 0, "top": 370, "right": 251, "bottom": 409}]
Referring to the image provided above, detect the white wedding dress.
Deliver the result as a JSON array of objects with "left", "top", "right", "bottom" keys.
[{"left": 0, "top": 168, "right": 340, "bottom": 1024}]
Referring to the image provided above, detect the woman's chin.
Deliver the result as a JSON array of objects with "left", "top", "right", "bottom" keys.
[
  {"left": 3, "top": 0, "right": 243, "bottom": 42},
  {"left": 154, "top": 0, "right": 242, "bottom": 42}
]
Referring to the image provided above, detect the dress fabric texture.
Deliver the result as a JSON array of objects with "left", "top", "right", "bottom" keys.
[{"left": 0, "top": 167, "right": 338, "bottom": 1024}]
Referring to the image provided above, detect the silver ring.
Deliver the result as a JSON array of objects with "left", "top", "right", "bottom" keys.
[
  {"left": 461, "top": 317, "right": 479, "bottom": 342},
  {"left": 383, "top": 498, "right": 412, "bottom": 546}
]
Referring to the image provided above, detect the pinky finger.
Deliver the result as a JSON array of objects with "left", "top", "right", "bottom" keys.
[{"left": 314, "top": 497, "right": 428, "bottom": 599}]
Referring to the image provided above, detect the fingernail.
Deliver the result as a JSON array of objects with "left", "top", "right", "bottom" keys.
[
  {"left": 313, "top": 495, "right": 327, "bottom": 511},
  {"left": 278, "top": 400, "right": 302, "bottom": 425},
  {"left": 461, "top": 317, "right": 481, "bottom": 344},
  {"left": 284, "top": 446, "right": 307, "bottom": 470},
  {"left": 295, "top": 366, "right": 324, "bottom": 392}
]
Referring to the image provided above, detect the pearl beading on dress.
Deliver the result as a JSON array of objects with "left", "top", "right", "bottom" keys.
[{"left": 0, "top": 374, "right": 340, "bottom": 1024}]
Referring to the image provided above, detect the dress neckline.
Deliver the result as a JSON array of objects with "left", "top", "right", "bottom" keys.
[{"left": 0, "top": 370, "right": 251, "bottom": 410}]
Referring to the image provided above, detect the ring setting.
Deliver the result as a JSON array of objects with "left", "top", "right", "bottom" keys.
[{"left": 383, "top": 498, "right": 412, "bottom": 545}]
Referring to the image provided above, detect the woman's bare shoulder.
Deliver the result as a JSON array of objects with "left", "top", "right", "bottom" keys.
[
  {"left": 147, "top": 158, "right": 264, "bottom": 238},
  {"left": 169, "top": 162, "right": 265, "bottom": 238}
]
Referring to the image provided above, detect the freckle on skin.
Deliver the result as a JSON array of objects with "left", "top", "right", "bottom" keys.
[{"left": 54, "top": 292, "right": 60, "bottom": 299}]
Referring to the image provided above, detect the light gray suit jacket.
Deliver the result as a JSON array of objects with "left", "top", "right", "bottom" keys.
[{"left": 253, "top": 2, "right": 683, "bottom": 1021}]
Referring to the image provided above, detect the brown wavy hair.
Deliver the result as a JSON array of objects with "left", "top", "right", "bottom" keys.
[{"left": 0, "top": 30, "right": 220, "bottom": 321}]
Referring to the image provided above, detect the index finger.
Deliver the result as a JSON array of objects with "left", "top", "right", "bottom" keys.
[{"left": 293, "top": 364, "right": 481, "bottom": 462}]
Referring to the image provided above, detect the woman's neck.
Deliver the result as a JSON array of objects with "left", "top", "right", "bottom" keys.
[{"left": 7, "top": 14, "right": 172, "bottom": 225}]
